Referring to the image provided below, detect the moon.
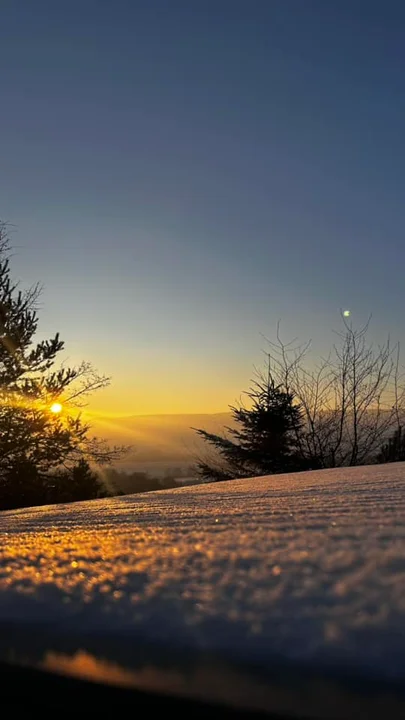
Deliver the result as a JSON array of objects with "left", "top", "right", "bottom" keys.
[{"left": 343, "top": 310, "right": 351, "bottom": 317}]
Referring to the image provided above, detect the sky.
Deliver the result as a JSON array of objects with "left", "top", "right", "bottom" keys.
[{"left": 1, "top": 0, "right": 405, "bottom": 416}]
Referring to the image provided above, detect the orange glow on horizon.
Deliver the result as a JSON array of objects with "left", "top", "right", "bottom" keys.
[{"left": 83, "top": 384, "right": 238, "bottom": 418}]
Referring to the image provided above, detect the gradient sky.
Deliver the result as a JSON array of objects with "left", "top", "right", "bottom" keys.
[{"left": 1, "top": 1, "right": 405, "bottom": 415}]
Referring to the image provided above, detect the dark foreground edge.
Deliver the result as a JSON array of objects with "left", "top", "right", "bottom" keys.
[{"left": 1, "top": 660, "right": 301, "bottom": 719}]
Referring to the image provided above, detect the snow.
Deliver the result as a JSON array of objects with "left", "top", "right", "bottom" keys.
[{"left": 1, "top": 463, "right": 405, "bottom": 713}]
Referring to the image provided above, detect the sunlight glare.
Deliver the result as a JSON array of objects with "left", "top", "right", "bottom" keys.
[{"left": 50, "top": 402, "right": 63, "bottom": 414}]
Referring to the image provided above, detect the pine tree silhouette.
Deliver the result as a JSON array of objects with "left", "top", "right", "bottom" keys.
[
  {"left": 377, "top": 426, "right": 405, "bottom": 463},
  {"left": 194, "top": 365, "right": 307, "bottom": 482},
  {"left": 0, "top": 223, "right": 122, "bottom": 510}
]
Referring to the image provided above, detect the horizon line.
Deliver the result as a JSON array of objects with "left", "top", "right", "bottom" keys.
[{"left": 84, "top": 410, "right": 232, "bottom": 420}]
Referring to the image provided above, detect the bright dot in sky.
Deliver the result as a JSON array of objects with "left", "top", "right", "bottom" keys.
[
  {"left": 343, "top": 310, "right": 351, "bottom": 317},
  {"left": 50, "top": 402, "right": 63, "bottom": 414}
]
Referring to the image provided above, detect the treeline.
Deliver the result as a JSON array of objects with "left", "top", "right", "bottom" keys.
[
  {"left": 104, "top": 466, "right": 197, "bottom": 496},
  {"left": 0, "top": 458, "right": 108, "bottom": 511},
  {"left": 194, "top": 319, "right": 405, "bottom": 481}
]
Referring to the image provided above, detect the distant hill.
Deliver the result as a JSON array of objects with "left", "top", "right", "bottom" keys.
[
  {"left": 86, "top": 412, "right": 233, "bottom": 474},
  {"left": 86, "top": 408, "right": 402, "bottom": 476}
]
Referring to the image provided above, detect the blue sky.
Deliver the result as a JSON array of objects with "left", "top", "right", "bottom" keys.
[{"left": 1, "top": 0, "right": 404, "bottom": 413}]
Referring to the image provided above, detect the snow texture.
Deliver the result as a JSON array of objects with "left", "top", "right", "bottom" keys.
[{"left": 1, "top": 463, "right": 405, "bottom": 700}]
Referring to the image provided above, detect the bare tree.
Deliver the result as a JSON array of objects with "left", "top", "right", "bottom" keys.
[{"left": 262, "top": 315, "right": 405, "bottom": 467}]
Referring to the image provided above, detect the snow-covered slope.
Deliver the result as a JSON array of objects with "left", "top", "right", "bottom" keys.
[{"left": 1, "top": 464, "right": 405, "bottom": 716}]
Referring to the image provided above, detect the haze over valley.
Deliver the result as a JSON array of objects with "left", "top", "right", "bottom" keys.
[{"left": 88, "top": 412, "right": 232, "bottom": 475}]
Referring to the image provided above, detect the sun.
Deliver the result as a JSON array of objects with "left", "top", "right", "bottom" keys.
[{"left": 50, "top": 402, "right": 63, "bottom": 414}]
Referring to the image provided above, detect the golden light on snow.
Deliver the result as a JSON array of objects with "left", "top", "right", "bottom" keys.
[{"left": 50, "top": 402, "right": 63, "bottom": 414}]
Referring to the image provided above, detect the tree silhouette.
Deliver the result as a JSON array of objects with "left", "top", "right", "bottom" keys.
[
  {"left": 260, "top": 317, "right": 405, "bottom": 467},
  {"left": 46, "top": 458, "right": 107, "bottom": 505},
  {"left": 0, "top": 223, "right": 124, "bottom": 510},
  {"left": 0, "top": 458, "right": 46, "bottom": 510},
  {"left": 194, "top": 362, "right": 308, "bottom": 482},
  {"left": 377, "top": 426, "right": 405, "bottom": 464}
]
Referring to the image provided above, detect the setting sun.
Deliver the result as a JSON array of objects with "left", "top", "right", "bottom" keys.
[{"left": 50, "top": 402, "right": 63, "bottom": 414}]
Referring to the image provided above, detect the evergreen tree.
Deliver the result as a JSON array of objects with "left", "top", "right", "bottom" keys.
[
  {"left": 46, "top": 459, "right": 107, "bottom": 505},
  {"left": 376, "top": 426, "right": 405, "bottom": 463},
  {"left": 194, "top": 363, "right": 307, "bottom": 482},
  {"left": 0, "top": 223, "right": 122, "bottom": 510},
  {"left": 0, "top": 458, "right": 46, "bottom": 510}
]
